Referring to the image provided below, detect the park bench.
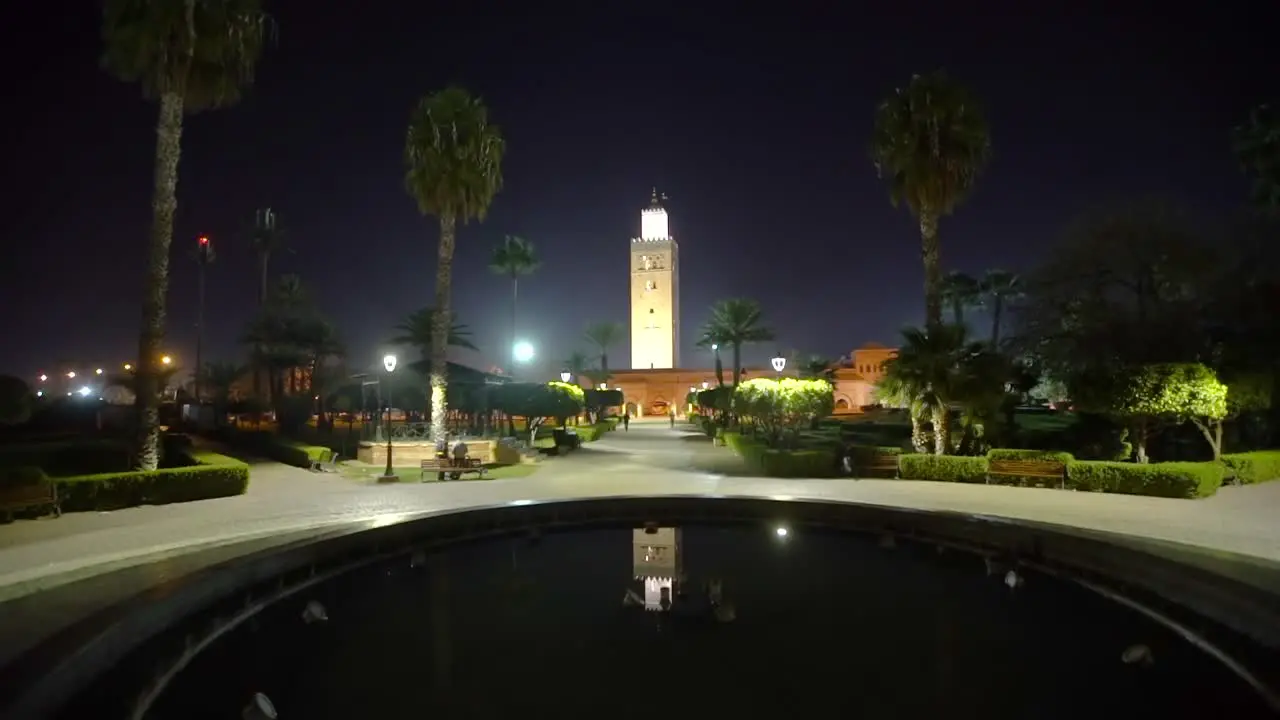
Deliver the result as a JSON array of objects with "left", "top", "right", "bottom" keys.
[
  {"left": 987, "top": 458, "right": 1066, "bottom": 489},
  {"left": 420, "top": 457, "right": 487, "bottom": 481},
  {"left": 311, "top": 452, "right": 340, "bottom": 473},
  {"left": 0, "top": 476, "right": 61, "bottom": 521},
  {"left": 853, "top": 452, "right": 900, "bottom": 479}
]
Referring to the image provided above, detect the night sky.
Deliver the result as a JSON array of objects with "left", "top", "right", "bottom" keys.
[{"left": 3, "top": 2, "right": 1275, "bottom": 381}]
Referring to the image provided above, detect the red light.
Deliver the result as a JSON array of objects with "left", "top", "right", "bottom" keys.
[{"left": 199, "top": 236, "right": 208, "bottom": 245}]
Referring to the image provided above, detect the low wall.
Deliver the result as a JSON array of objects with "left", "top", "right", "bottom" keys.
[{"left": 357, "top": 440, "right": 496, "bottom": 466}]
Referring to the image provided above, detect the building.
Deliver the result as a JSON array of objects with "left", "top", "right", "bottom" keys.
[
  {"left": 632, "top": 527, "right": 682, "bottom": 612},
  {"left": 605, "top": 191, "right": 895, "bottom": 416}
]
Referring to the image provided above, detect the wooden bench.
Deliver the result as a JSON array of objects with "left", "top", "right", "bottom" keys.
[
  {"left": 420, "top": 457, "right": 487, "bottom": 481},
  {"left": 311, "top": 452, "right": 340, "bottom": 473},
  {"left": 987, "top": 459, "right": 1066, "bottom": 489},
  {"left": 853, "top": 453, "right": 900, "bottom": 479},
  {"left": 0, "top": 478, "right": 61, "bottom": 521}
]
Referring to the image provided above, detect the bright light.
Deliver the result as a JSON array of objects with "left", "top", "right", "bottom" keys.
[
  {"left": 382, "top": 353, "right": 398, "bottom": 373},
  {"left": 123, "top": 363, "right": 132, "bottom": 371},
  {"left": 640, "top": 205, "right": 669, "bottom": 240},
  {"left": 560, "top": 371, "right": 572, "bottom": 382},
  {"left": 775, "top": 526, "right": 789, "bottom": 538},
  {"left": 38, "top": 374, "right": 47, "bottom": 382},
  {"left": 711, "top": 344, "right": 718, "bottom": 351},
  {"left": 95, "top": 368, "right": 103, "bottom": 375},
  {"left": 689, "top": 386, "right": 696, "bottom": 392},
  {"left": 198, "top": 236, "right": 208, "bottom": 245},
  {"left": 771, "top": 354, "right": 787, "bottom": 372},
  {"left": 701, "top": 381, "right": 709, "bottom": 389},
  {"left": 597, "top": 383, "right": 607, "bottom": 390},
  {"left": 36, "top": 391, "right": 43, "bottom": 397},
  {"left": 77, "top": 386, "right": 91, "bottom": 397},
  {"left": 66, "top": 371, "right": 76, "bottom": 379},
  {"left": 160, "top": 356, "right": 172, "bottom": 365},
  {"left": 513, "top": 341, "right": 534, "bottom": 363}
]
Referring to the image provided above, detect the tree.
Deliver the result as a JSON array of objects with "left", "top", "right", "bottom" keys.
[
  {"left": 488, "top": 382, "right": 584, "bottom": 445},
  {"left": 489, "top": 235, "right": 540, "bottom": 368},
  {"left": 249, "top": 207, "right": 287, "bottom": 305},
  {"left": 1083, "top": 363, "right": 1228, "bottom": 462},
  {"left": 405, "top": 87, "right": 505, "bottom": 445},
  {"left": 871, "top": 71, "right": 991, "bottom": 328},
  {"left": 0, "top": 375, "right": 34, "bottom": 427},
  {"left": 878, "top": 324, "right": 971, "bottom": 455},
  {"left": 798, "top": 355, "right": 837, "bottom": 385},
  {"left": 941, "top": 271, "right": 980, "bottom": 327},
  {"left": 562, "top": 350, "right": 592, "bottom": 386},
  {"left": 698, "top": 299, "right": 775, "bottom": 391},
  {"left": 583, "top": 321, "right": 625, "bottom": 376},
  {"left": 391, "top": 308, "right": 479, "bottom": 355},
  {"left": 1233, "top": 103, "right": 1280, "bottom": 210},
  {"left": 733, "top": 378, "right": 834, "bottom": 449},
  {"left": 102, "top": 0, "right": 269, "bottom": 470},
  {"left": 196, "top": 361, "right": 246, "bottom": 409},
  {"left": 980, "top": 269, "right": 1021, "bottom": 347}
]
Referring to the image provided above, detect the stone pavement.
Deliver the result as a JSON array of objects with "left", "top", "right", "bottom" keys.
[{"left": 2, "top": 420, "right": 1279, "bottom": 604}]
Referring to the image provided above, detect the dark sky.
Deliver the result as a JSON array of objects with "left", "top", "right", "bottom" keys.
[{"left": 2, "top": 2, "right": 1275, "bottom": 382}]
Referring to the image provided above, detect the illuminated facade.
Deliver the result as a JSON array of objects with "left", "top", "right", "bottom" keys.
[
  {"left": 632, "top": 527, "right": 682, "bottom": 612},
  {"left": 630, "top": 190, "right": 679, "bottom": 370}
]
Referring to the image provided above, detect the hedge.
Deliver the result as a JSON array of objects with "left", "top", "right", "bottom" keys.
[
  {"left": 898, "top": 454, "right": 988, "bottom": 483},
  {"left": 723, "top": 431, "right": 839, "bottom": 478},
  {"left": 569, "top": 422, "right": 612, "bottom": 442},
  {"left": 229, "top": 431, "right": 331, "bottom": 468},
  {"left": 987, "top": 449, "right": 1075, "bottom": 463},
  {"left": 1221, "top": 450, "right": 1280, "bottom": 485},
  {"left": 55, "top": 449, "right": 250, "bottom": 512},
  {"left": 1066, "top": 460, "right": 1222, "bottom": 498}
]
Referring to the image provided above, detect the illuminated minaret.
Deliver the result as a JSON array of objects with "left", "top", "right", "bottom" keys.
[{"left": 630, "top": 189, "right": 680, "bottom": 370}]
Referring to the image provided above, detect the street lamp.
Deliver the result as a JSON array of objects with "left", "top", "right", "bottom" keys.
[
  {"left": 380, "top": 353, "right": 398, "bottom": 482},
  {"left": 710, "top": 343, "right": 724, "bottom": 387},
  {"left": 771, "top": 352, "right": 787, "bottom": 379},
  {"left": 193, "top": 234, "right": 215, "bottom": 403},
  {"left": 513, "top": 340, "right": 535, "bottom": 364},
  {"left": 701, "top": 381, "right": 709, "bottom": 390},
  {"left": 66, "top": 371, "right": 76, "bottom": 379},
  {"left": 161, "top": 355, "right": 172, "bottom": 366},
  {"left": 560, "top": 370, "right": 572, "bottom": 383},
  {"left": 123, "top": 363, "right": 132, "bottom": 371}
]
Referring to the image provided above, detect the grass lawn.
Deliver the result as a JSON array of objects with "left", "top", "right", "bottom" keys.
[{"left": 338, "top": 461, "right": 540, "bottom": 482}]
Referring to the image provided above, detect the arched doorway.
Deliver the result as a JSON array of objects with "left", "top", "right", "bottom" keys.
[
  {"left": 835, "top": 397, "right": 850, "bottom": 410},
  {"left": 650, "top": 398, "right": 669, "bottom": 416},
  {"left": 625, "top": 401, "right": 638, "bottom": 417}
]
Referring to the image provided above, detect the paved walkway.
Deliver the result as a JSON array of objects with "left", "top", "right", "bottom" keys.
[{"left": 2, "top": 421, "right": 1279, "bottom": 603}]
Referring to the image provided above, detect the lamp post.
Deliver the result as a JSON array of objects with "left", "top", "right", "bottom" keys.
[
  {"left": 560, "top": 370, "right": 572, "bottom": 383},
  {"left": 711, "top": 343, "right": 724, "bottom": 387},
  {"left": 380, "top": 354, "right": 398, "bottom": 482},
  {"left": 771, "top": 352, "right": 787, "bottom": 380},
  {"left": 193, "top": 235, "right": 214, "bottom": 404},
  {"left": 701, "top": 381, "right": 709, "bottom": 390}
]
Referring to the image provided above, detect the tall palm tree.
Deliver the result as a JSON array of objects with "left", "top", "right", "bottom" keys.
[
  {"left": 583, "top": 321, "right": 625, "bottom": 375},
  {"left": 196, "top": 361, "right": 246, "bottom": 425},
  {"left": 562, "top": 350, "right": 591, "bottom": 386},
  {"left": 404, "top": 86, "right": 505, "bottom": 445},
  {"left": 103, "top": 0, "right": 269, "bottom": 470},
  {"left": 698, "top": 299, "right": 775, "bottom": 390},
  {"left": 941, "top": 271, "right": 981, "bottom": 327},
  {"left": 870, "top": 71, "right": 991, "bottom": 330},
  {"left": 489, "top": 235, "right": 540, "bottom": 368},
  {"left": 980, "top": 269, "right": 1021, "bottom": 347},
  {"left": 250, "top": 207, "right": 287, "bottom": 305}
]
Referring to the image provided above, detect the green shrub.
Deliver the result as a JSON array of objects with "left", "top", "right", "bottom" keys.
[
  {"left": 56, "top": 450, "right": 250, "bottom": 512},
  {"left": 570, "top": 423, "right": 612, "bottom": 442},
  {"left": 1221, "top": 450, "right": 1280, "bottom": 485},
  {"left": 231, "top": 431, "right": 331, "bottom": 468},
  {"left": 723, "top": 431, "right": 837, "bottom": 477},
  {"left": 987, "top": 449, "right": 1074, "bottom": 463},
  {"left": 1066, "top": 460, "right": 1223, "bottom": 498},
  {"left": 898, "top": 454, "right": 988, "bottom": 483},
  {"left": 847, "top": 445, "right": 902, "bottom": 460}
]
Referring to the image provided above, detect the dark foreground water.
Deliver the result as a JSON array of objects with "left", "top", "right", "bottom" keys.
[{"left": 64, "top": 524, "right": 1271, "bottom": 719}]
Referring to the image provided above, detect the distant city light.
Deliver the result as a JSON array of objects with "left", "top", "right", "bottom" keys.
[
  {"left": 123, "top": 363, "right": 133, "bottom": 371},
  {"left": 160, "top": 355, "right": 172, "bottom": 365},
  {"left": 66, "top": 371, "right": 76, "bottom": 379},
  {"left": 38, "top": 374, "right": 47, "bottom": 382},
  {"left": 95, "top": 368, "right": 103, "bottom": 375},
  {"left": 775, "top": 526, "right": 789, "bottom": 538},
  {"left": 78, "top": 386, "right": 91, "bottom": 397},
  {"left": 36, "top": 391, "right": 43, "bottom": 397}
]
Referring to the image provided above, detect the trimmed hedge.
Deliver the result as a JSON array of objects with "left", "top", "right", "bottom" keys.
[
  {"left": 1066, "top": 460, "right": 1222, "bottom": 499},
  {"left": 569, "top": 422, "right": 612, "bottom": 442},
  {"left": 56, "top": 449, "right": 250, "bottom": 512},
  {"left": 898, "top": 454, "right": 988, "bottom": 483},
  {"left": 230, "top": 431, "right": 331, "bottom": 468},
  {"left": 723, "top": 431, "right": 839, "bottom": 478},
  {"left": 987, "top": 449, "right": 1074, "bottom": 463},
  {"left": 1221, "top": 450, "right": 1280, "bottom": 485}
]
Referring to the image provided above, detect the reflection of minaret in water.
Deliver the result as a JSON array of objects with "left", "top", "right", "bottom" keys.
[{"left": 629, "top": 526, "right": 683, "bottom": 612}]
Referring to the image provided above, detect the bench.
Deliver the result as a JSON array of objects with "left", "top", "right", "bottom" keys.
[
  {"left": 311, "top": 452, "right": 340, "bottom": 473},
  {"left": 987, "top": 459, "right": 1066, "bottom": 489},
  {"left": 420, "top": 457, "right": 487, "bottom": 481},
  {"left": 0, "top": 478, "right": 61, "bottom": 521},
  {"left": 853, "top": 453, "right": 900, "bottom": 479}
]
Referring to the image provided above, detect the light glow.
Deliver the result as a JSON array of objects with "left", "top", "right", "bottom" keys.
[
  {"left": 560, "top": 371, "right": 572, "bottom": 382},
  {"left": 66, "top": 371, "right": 76, "bottom": 379},
  {"left": 95, "top": 368, "right": 103, "bottom": 375},
  {"left": 382, "top": 353, "right": 398, "bottom": 373},
  {"left": 160, "top": 355, "right": 172, "bottom": 365},
  {"left": 77, "top": 386, "right": 91, "bottom": 397},
  {"left": 38, "top": 374, "right": 47, "bottom": 382},
  {"left": 513, "top": 341, "right": 535, "bottom": 363},
  {"left": 775, "top": 526, "right": 789, "bottom": 538},
  {"left": 123, "top": 363, "right": 132, "bottom": 371},
  {"left": 640, "top": 206, "right": 669, "bottom": 240},
  {"left": 771, "top": 355, "right": 787, "bottom": 372}
]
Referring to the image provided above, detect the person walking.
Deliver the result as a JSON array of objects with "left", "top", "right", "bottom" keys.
[{"left": 623, "top": 413, "right": 630, "bottom": 432}]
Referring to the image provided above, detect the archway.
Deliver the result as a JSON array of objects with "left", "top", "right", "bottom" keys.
[
  {"left": 835, "top": 397, "right": 850, "bottom": 410},
  {"left": 649, "top": 398, "right": 669, "bottom": 416},
  {"left": 625, "top": 401, "right": 638, "bottom": 417}
]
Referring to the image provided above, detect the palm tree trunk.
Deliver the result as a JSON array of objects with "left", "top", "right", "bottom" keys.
[
  {"left": 920, "top": 211, "right": 943, "bottom": 328},
  {"left": 932, "top": 405, "right": 950, "bottom": 455},
  {"left": 731, "top": 344, "right": 742, "bottom": 388},
  {"left": 910, "top": 411, "right": 928, "bottom": 453},
  {"left": 510, "top": 275, "right": 519, "bottom": 371},
  {"left": 429, "top": 215, "right": 457, "bottom": 445},
  {"left": 134, "top": 91, "right": 185, "bottom": 471},
  {"left": 990, "top": 295, "right": 1004, "bottom": 347}
]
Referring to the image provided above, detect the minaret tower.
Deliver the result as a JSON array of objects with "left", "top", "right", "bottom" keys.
[{"left": 630, "top": 189, "right": 680, "bottom": 370}]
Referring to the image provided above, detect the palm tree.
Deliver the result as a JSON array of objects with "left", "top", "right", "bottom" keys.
[
  {"left": 489, "top": 235, "right": 540, "bottom": 368},
  {"left": 698, "top": 299, "right": 775, "bottom": 390},
  {"left": 878, "top": 324, "right": 971, "bottom": 455},
  {"left": 196, "top": 361, "right": 246, "bottom": 426},
  {"left": 583, "top": 322, "right": 625, "bottom": 376},
  {"left": 1233, "top": 103, "right": 1280, "bottom": 210},
  {"left": 799, "top": 355, "right": 836, "bottom": 384},
  {"left": 941, "top": 271, "right": 981, "bottom": 327},
  {"left": 391, "top": 307, "right": 479, "bottom": 354},
  {"left": 250, "top": 207, "right": 287, "bottom": 305},
  {"left": 562, "top": 350, "right": 592, "bottom": 386},
  {"left": 404, "top": 86, "right": 505, "bottom": 445},
  {"left": 103, "top": 0, "right": 268, "bottom": 470},
  {"left": 980, "top": 269, "right": 1021, "bottom": 347},
  {"left": 870, "top": 71, "right": 992, "bottom": 329}
]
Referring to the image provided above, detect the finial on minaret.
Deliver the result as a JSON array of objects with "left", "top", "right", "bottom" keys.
[{"left": 651, "top": 187, "right": 659, "bottom": 205}]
